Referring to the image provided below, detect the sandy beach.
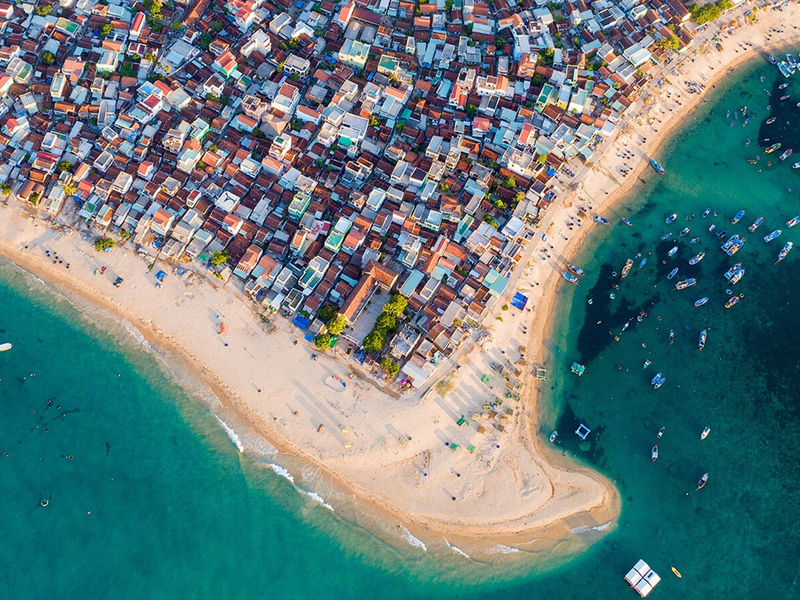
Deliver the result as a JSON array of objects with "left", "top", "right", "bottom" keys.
[{"left": 1, "top": 3, "right": 797, "bottom": 561}]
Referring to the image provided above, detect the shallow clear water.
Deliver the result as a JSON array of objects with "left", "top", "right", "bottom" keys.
[{"left": 1, "top": 57, "right": 799, "bottom": 600}]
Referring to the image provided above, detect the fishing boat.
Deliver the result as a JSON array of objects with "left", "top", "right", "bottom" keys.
[
  {"left": 715, "top": 229, "right": 727, "bottom": 240},
  {"left": 650, "top": 373, "right": 662, "bottom": 386},
  {"left": 562, "top": 272, "right": 580, "bottom": 284},
  {"left": 567, "top": 264, "right": 585, "bottom": 276},
  {"left": 697, "top": 473, "right": 709, "bottom": 490},
  {"left": 709, "top": 224, "right": 716, "bottom": 233},
  {"left": 0, "top": 342, "right": 11, "bottom": 352},
  {"left": 779, "top": 82, "right": 790, "bottom": 90},
  {"left": 653, "top": 375, "right": 666, "bottom": 390},
  {"left": 571, "top": 362, "right": 586, "bottom": 375},
  {"left": 721, "top": 234, "right": 740, "bottom": 253},
  {"left": 595, "top": 216, "right": 610, "bottom": 224},
  {"left": 690, "top": 237, "right": 701, "bottom": 244},
  {"left": 794, "top": 162, "right": 800, "bottom": 169},
  {"left": 778, "top": 62, "right": 791, "bottom": 78},
  {"left": 701, "top": 427, "right": 711, "bottom": 440},
  {"left": 786, "top": 216, "right": 800, "bottom": 228},
  {"left": 657, "top": 427, "right": 665, "bottom": 438},
  {"left": 764, "top": 229, "right": 782, "bottom": 242},
  {"left": 667, "top": 267, "right": 679, "bottom": 280},
  {"left": 767, "top": 53, "right": 777, "bottom": 64},
  {"left": 698, "top": 329, "right": 707, "bottom": 350},
  {"left": 643, "top": 359, "right": 652, "bottom": 369},
  {"left": 621, "top": 259, "right": 633, "bottom": 279},
  {"left": 725, "top": 296, "right": 740, "bottom": 309},
  {"left": 679, "top": 227, "right": 690, "bottom": 237},
  {"left": 766, "top": 116, "right": 777, "bottom": 124},
  {"left": 621, "top": 322, "right": 630, "bottom": 332},
  {"left": 668, "top": 246, "right": 679, "bottom": 257},
  {"left": 726, "top": 238, "right": 745, "bottom": 256},
  {"left": 777, "top": 241, "right": 793, "bottom": 263},
  {"left": 702, "top": 209, "right": 710, "bottom": 218},
  {"left": 689, "top": 252, "right": 705, "bottom": 265},
  {"left": 695, "top": 297, "right": 708, "bottom": 307},
  {"left": 669, "top": 330, "right": 675, "bottom": 344},
  {"left": 651, "top": 159, "right": 666, "bottom": 175},
  {"left": 780, "top": 148, "right": 794, "bottom": 161},
  {"left": 748, "top": 217, "right": 764, "bottom": 232},
  {"left": 622, "top": 217, "right": 633, "bottom": 226},
  {"left": 672, "top": 567, "right": 682, "bottom": 578},
  {"left": 780, "top": 95, "right": 791, "bottom": 102},
  {"left": 638, "top": 258, "right": 647, "bottom": 269},
  {"left": 731, "top": 210, "right": 745, "bottom": 224},
  {"left": 666, "top": 213, "right": 678, "bottom": 224},
  {"left": 765, "top": 142, "right": 782, "bottom": 154},
  {"left": 675, "top": 278, "right": 697, "bottom": 290},
  {"left": 652, "top": 445, "right": 659, "bottom": 462},
  {"left": 661, "top": 233, "right": 672, "bottom": 240},
  {"left": 549, "top": 431, "right": 558, "bottom": 442},
  {"left": 725, "top": 262, "right": 745, "bottom": 284}
]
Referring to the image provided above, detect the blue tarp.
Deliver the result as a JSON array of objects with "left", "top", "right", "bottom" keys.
[
  {"left": 292, "top": 315, "right": 311, "bottom": 330},
  {"left": 510, "top": 291, "right": 528, "bottom": 311},
  {"left": 155, "top": 270, "right": 167, "bottom": 281}
]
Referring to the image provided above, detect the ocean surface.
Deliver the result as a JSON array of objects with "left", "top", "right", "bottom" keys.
[{"left": 1, "top": 56, "right": 798, "bottom": 599}]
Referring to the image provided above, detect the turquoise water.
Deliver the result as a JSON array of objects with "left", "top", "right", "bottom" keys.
[{"left": 1, "top": 57, "right": 799, "bottom": 600}]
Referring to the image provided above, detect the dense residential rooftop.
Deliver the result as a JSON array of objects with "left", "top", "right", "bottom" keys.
[{"left": 0, "top": 0, "right": 717, "bottom": 386}]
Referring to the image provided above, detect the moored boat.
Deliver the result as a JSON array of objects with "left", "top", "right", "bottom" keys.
[
  {"left": 725, "top": 262, "right": 745, "bottom": 284},
  {"left": 595, "top": 216, "right": 610, "bottom": 224},
  {"left": 638, "top": 258, "right": 647, "bottom": 269},
  {"left": 777, "top": 241, "right": 793, "bottom": 263},
  {"left": 725, "top": 296, "right": 741, "bottom": 309},
  {"left": 780, "top": 148, "right": 794, "bottom": 161},
  {"left": 653, "top": 375, "right": 665, "bottom": 390},
  {"left": 695, "top": 297, "right": 708, "bottom": 307},
  {"left": 675, "top": 278, "right": 696, "bottom": 290},
  {"left": 689, "top": 252, "right": 705, "bottom": 265},
  {"left": 698, "top": 329, "right": 707, "bottom": 350},
  {"left": 666, "top": 213, "right": 677, "bottom": 224},
  {"left": 702, "top": 209, "right": 710, "bottom": 218},
  {"left": 567, "top": 263, "right": 585, "bottom": 276},
  {"left": 793, "top": 162, "right": 800, "bottom": 169},
  {"left": 697, "top": 473, "right": 709, "bottom": 490},
  {"left": 651, "top": 159, "right": 666, "bottom": 175},
  {"left": 0, "top": 342, "right": 11, "bottom": 352},
  {"left": 786, "top": 216, "right": 800, "bottom": 228},
  {"left": 779, "top": 82, "right": 789, "bottom": 90},
  {"left": 622, "top": 217, "right": 633, "bottom": 226},
  {"left": 701, "top": 426, "right": 711, "bottom": 440},
  {"left": 748, "top": 217, "right": 764, "bottom": 232},
  {"left": 721, "top": 234, "right": 741, "bottom": 252},
  {"left": 764, "top": 229, "right": 782, "bottom": 243},
  {"left": 766, "top": 116, "right": 777, "bottom": 124},
  {"left": 652, "top": 445, "right": 659, "bottom": 462},
  {"left": 668, "top": 246, "right": 679, "bottom": 257},
  {"left": 621, "top": 259, "right": 633, "bottom": 279},
  {"left": 669, "top": 330, "right": 675, "bottom": 344},
  {"left": 731, "top": 210, "right": 745, "bottom": 224},
  {"left": 690, "top": 237, "right": 701, "bottom": 244},
  {"left": 562, "top": 272, "right": 580, "bottom": 284},
  {"left": 765, "top": 142, "right": 782, "bottom": 154},
  {"left": 657, "top": 427, "right": 665, "bottom": 438},
  {"left": 680, "top": 227, "right": 690, "bottom": 237},
  {"left": 672, "top": 567, "right": 682, "bottom": 578},
  {"left": 667, "top": 267, "right": 679, "bottom": 280},
  {"left": 643, "top": 359, "right": 652, "bottom": 369}
]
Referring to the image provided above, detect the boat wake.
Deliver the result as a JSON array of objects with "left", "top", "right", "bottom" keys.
[
  {"left": 444, "top": 539, "right": 471, "bottom": 559},
  {"left": 302, "top": 490, "right": 335, "bottom": 512},
  {"left": 213, "top": 414, "right": 245, "bottom": 453},
  {"left": 399, "top": 526, "right": 427, "bottom": 551}
]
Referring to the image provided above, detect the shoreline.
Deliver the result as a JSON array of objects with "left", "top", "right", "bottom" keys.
[{"left": 0, "top": 6, "right": 797, "bottom": 565}]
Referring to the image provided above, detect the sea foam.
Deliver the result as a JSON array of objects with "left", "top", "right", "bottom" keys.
[
  {"left": 444, "top": 539, "right": 470, "bottom": 559},
  {"left": 302, "top": 490, "right": 335, "bottom": 512},
  {"left": 266, "top": 463, "right": 295, "bottom": 484},
  {"left": 213, "top": 415, "right": 244, "bottom": 453},
  {"left": 493, "top": 544, "right": 520, "bottom": 554},
  {"left": 399, "top": 526, "right": 427, "bottom": 551}
]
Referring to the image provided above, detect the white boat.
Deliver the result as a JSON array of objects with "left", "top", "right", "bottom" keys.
[
  {"left": 786, "top": 216, "right": 800, "bottom": 228},
  {"left": 764, "top": 229, "right": 782, "bottom": 243},
  {"left": 701, "top": 427, "right": 711, "bottom": 440},
  {"left": 652, "top": 445, "right": 659, "bottom": 462},
  {"left": 549, "top": 431, "right": 558, "bottom": 442},
  {"left": 0, "top": 342, "right": 11, "bottom": 352}
]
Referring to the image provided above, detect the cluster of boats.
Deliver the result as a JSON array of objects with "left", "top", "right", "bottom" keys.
[{"left": 769, "top": 52, "right": 798, "bottom": 78}]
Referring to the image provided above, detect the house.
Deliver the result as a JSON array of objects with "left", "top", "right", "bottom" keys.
[
  {"left": 151, "top": 208, "right": 176, "bottom": 236},
  {"left": 234, "top": 244, "right": 263, "bottom": 279}
]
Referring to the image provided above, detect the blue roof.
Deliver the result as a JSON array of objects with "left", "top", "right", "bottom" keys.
[
  {"left": 292, "top": 315, "right": 311, "bottom": 330},
  {"left": 510, "top": 291, "right": 528, "bottom": 310}
]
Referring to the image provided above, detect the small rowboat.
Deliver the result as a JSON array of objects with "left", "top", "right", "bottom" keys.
[
  {"left": 671, "top": 567, "right": 682, "bottom": 578},
  {"left": 0, "top": 342, "right": 11, "bottom": 352}
]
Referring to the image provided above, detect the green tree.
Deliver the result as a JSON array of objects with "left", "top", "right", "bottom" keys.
[
  {"left": 362, "top": 330, "right": 386, "bottom": 353},
  {"left": 317, "top": 304, "right": 338, "bottom": 323},
  {"left": 502, "top": 176, "right": 517, "bottom": 189},
  {"left": 198, "top": 32, "right": 213, "bottom": 51},
  {"left": 211, "top": 20, "right": 223, "bottom": 32},
  {"left": 94, "top": 237, "right": 115, "bottom": 251},
  {"left": 382, "top": 293, "right": 407, "bottom": 317},
  {"left": 375, "top": 312, "right": 398, "bottom": 332},
  {"left": 35, "top": 4, "right": 52, "bottom": 15},
  {"left": 210, "top": 249, "right": 229, "bottom": 266},
  {"left": 326, "top": 315, "right": 346, "bottom": 335},
  {"left": 0, "top": 183, "right": 11, "bottom": 195},
  {"left": 56, "top": 160, "right": 74, "bottom": 173},
  {"left": 314, "top": 333, "right": 332, "bottom": 348},
  {"left": 172, "top": 21, "right": 182, "bottom": 31},
  {"left": 369, "top": 116, "right": 382, "bottom": 128},
  {"left": 465, "top": 103, "right": 478, "bottom": 117},
  {"left": 100, "top": 24, "right": 113, "bottom": 38},
  {"left": 394, "top": 120, "right": 406, "bottom": 133},
  {"left": 656, "top": 34, "right": 680, "bottom": 51},
  {"left": 61, "top": 181, "right": 77, "bottom": 196},
  {"left": 380, "top": 357, "right": 400, "bottom": 377},
  {"left": 41, "top": 51, "right": 56, "bottom": 65}
]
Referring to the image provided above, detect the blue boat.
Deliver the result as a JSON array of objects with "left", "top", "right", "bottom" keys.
[
  {"left": 651, "top": 159, "right": 666, "bottom": 175},
  {"left": 680, "top": 227, "right": 690, "bottom": 237},
  {"left": 567, "top": 264, "right": 585, "bottom": 276},
  {"left": 698, "top": 330, "right": 707, "bottom": 350},
  {"left": 702, "top": 209, "right": 710, "bottom": 218},
  {"left": 731, "top": 210, "right": 745, "bottom": 224},
  {"left": 666, "top": 213, "right": 678, "bottom": 224},
  {"left": 695, "top": 297, "right": 708, "bottom": 307},
  {"left": 639, "top": 258, "right": 647, "bottom": 269},
  {"left": 689, "top": 252, "right": 705, "bottom": 265},
  {"left": 562, "top": 272, "right": 580, "bottom": 284},
  {"left": 748, "top": 217, "right": 763, "bottom": 232},
  {"left": 668, "top": 246, "right": 679, "bottom": 257},
  {"left": 667, "top": 267, "right": 679, "bottom": 280},
  {"left": 786, "top": 216, "right": 800, "bottom": 228},
  {"left": 595, "top": 216, "right": 610, "bottom": 224},
  {"left": 777, "top": 241, "right": 793, "bottom": 263},
  {"left": 675, "top": 278, "right": 697, "bottom": 290},
  {"left": 622, "top": 218, "right": 633, "bottom": 226},
  {"left": 764, "top": 229, "right": 782, "bottom": 243}
]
